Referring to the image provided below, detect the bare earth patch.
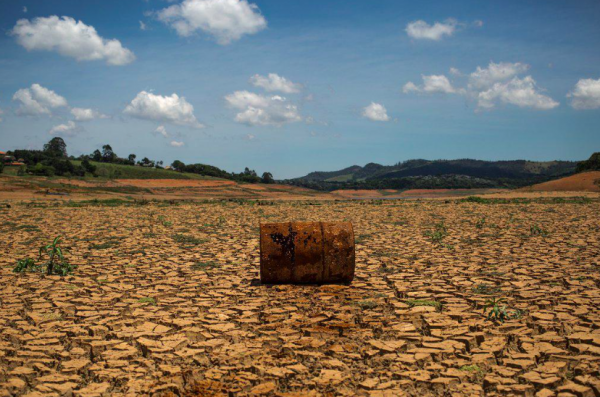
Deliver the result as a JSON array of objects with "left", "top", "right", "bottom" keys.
[{"left": 1, "top": 199, "right": 599, "bottom": 396}]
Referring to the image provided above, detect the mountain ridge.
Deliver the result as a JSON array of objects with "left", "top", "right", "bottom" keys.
[{"left": 288, "top": 158, "right": 578, "bottom": 191}]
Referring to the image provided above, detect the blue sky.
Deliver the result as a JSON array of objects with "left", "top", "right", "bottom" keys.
[{"left": 0, "top": 0, "right": 599, "bottom": 178}]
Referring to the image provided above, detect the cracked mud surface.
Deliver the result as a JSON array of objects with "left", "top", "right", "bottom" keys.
[{"left": 1, "top": 199, "right": 599, "bottom": 396}]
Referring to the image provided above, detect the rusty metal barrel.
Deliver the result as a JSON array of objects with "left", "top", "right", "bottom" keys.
[{"left": 259, "top": 222, "right": 355, "bottom": 284}]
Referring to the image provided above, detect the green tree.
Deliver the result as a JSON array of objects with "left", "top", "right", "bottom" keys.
[
  {"left": 43, "top": 137, "right": 67, "bottom": 158},
  {"left": 261, "top": 172, "right": 274, "bottom": 184},
  {"left": 171, "top": 160, "right": 186, "bottom": 172},
  {"left": 128, "top": 154, "right": 136, "bottom": 165},
  {"left": 81, "top": 157, "right": 96, "bottom": 174},
  {"left": 102, "top": 145, "right": 116, "bottom": 163},
  {"left": 91, "top": 149, "right": 102, "bottom": 162}
]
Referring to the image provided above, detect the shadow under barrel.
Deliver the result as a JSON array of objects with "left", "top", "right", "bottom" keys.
[{"left": 259, "top": 222, "right": 355, "bottom": 284}]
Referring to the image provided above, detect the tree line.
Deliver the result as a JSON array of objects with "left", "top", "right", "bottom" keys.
[{"left": 2, "top": 137, "right": 275, "bottom": 183}]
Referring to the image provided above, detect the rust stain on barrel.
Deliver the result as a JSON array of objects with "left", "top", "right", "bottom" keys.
[{"left": 260, "top": 222, "right": 355, "bottom": 284}]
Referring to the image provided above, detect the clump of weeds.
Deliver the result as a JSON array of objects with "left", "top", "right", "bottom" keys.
[
  {"left": 191, "top": 261, "right": 220, "bottom": 271},
  {"left": 482, "top": 297, "right": 522, "bottom": 323},
  {"left": 138, "top": 297, "right": 156, "bottom": 305},
  {"left": 475, "top": 217, "right": 486, "bottom": 229},
  {"left": 356, "top": 300, "right": 378, "bottom": 310},
  {"left": 471, "top": 283, "right": 501, "bottom": 295},
  {"left": 406, "top": 299, "right": 443, "bottom": 312},
  {"left": 424, "top": 222, "right": 448, "bottom": 245},
  {"left": 530, "top": 224, "right": 548, "bottom": 237},
  {"left": 173, "top": 234, "right": 208, "bottom": 246}
]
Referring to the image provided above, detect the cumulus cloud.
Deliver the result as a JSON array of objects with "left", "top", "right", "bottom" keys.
[
  {"left": 49, "top": 121, "right": 81, "bottom": 136},
  {"left": 157, "top": 0, "right": 267, "bottom": 44},
  {"left": 362, "top": 102, "right": 390, "bottom": 122},
  {"left": 469, "top": 62, "right": 529, "bottom": 90},
  {"left": 403, "top": 75, "right": 459, "bottom": 94},
  {"left": 406, "top": 19, "right": 457, "bottom": 40},
  {"left": 11, "top": 16, "right": 135, "bottom": 66},
  {"left": 567, "top": 78, "right": 600, "bottom": 110},
  {"left": 404, "top": 62, "right": 558, "bottom": 111},
  {"left": 71, "top": 107, "right": 107, "bottom": 121},
  {"left": 250, "top": 73, "right": 302, "bottom": 93},
  {"left": 124, "top": 91, "right": 203, "bottom": 128},
  {"left": 225, "top": 90, "right": 302, "bottom": 126},
  {"left": 13, "top": 83, "right": 68, "bottom": 116},
  {"left": 170, "top": 141, "right": 185, "bottom": 147},
  {"left": 476, "top": 76, "right": 559, "bottom": 110}
]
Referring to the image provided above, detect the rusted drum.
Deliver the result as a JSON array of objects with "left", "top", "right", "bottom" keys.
[{"left": 260, "top": 222, "right": 355, "bottom": 284}]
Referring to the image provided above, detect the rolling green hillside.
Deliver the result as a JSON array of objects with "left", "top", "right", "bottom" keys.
[{"left": 70, "top": 161, "right": 217, "bottom": 180}]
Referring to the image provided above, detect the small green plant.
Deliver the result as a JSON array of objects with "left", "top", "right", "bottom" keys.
[
  {"left": 475, "top": 217, "right": 486, "bottom": 229},
  {"left": 138, "top": 297, "right": 156, "bottom": 305},
  {"left": 406, "top": 299, "right": 442, "bottom": 311},
  {"left": 425, "top": 222, "right": 447, "bottom": 245},
  {"left": 482, "top": 297, "right": 522, "bottom": 322},
  {"left": 158, "top": 215, "right": 172, "bottom": 227},
  {"left": 530, "top": 225, "right": 548, "bottom": 236},
  {"left": 13, "top": 258, "right": 41, "bottom": 273},
  {"left": 40, "top": 236, "right": 73, "bottom": 276},
  {"left": 14, "top": 236, "right": 74, "bottom": 276}
]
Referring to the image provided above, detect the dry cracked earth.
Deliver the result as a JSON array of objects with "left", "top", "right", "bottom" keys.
[{"left": 0, "top": 198, "right": 599, "bottom": 396}]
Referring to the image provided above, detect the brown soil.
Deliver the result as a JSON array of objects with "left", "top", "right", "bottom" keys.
[
  {"left": 1, "top": 200, "right": 599, "bottom": 396},
  {"left": 522, "top": 171, "right": 600, "bottom": 192}
]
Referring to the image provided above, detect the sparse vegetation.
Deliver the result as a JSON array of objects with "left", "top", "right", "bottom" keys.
[
  {"left": 406, "top": 299, "right": 443, "bottom": 311},
  {"left": 424, "top": 222, "right": 448, "bottom": 245},
  {"left": 191, "top": 261, "right": 219, "bottom": 270}
]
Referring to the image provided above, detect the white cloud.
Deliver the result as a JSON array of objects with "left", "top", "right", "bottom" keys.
[
  {"left": 250, "top": 73, "right": 302, "bottom": 93},
  {"left": 477, "top": 76, "right": 559, "bottom": 110},
  {"left": 155, "top": 125, "right": 170, "bottom": 137},
  {"left": 362, "top": 102, "right": 390, "bottom": 122},
  {"left": 11, "top": 16, "right": 135, "bottom": 66},
  {"left": 225, "top": 90, "right": 302, "bottom": 126},
  {"left": 244, "top": 133, "right": 255, "bottom": 140},
  {"left": 567, "top": 78, "right": 600, "bottom": 110},
  {"left": 13, "top": 83, "right": 68, "bottom": 116},
  {"left": 71, "top": 107, "right": 107, "bottom": 121},
  {"left": 404, "top": 62, "right": 558, "bottom": 111},
  {"left": 403, "top": 75, "right": 459, "bottom": 94},
  {"left": 139, "top": 21, "right": 147, "bottom": 31},
  {"left": 157, "top": 0, "right": 267, "bottom": 44},
  {"left": 170, "top": 141, "right": 185, "bottom": 147},
  {"left": 124, "top": 91, "right": 203, "bottom": 128},
  {"left": 406, "top": 19, "right": 457, "bottom": 40},
  {"left": 469, "top": 62, "right": 529, "bottom": 90},
  {"left": 49, "top": 121, "right": 80, "bottom": 136},
  {"left": 23, "top": 6, "right": 27, "bottom": 13},
  {"left": 449, "top": 67, "right": 461, "bottom": 76}
]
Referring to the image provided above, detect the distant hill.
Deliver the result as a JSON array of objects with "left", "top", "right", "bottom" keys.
[
  {"left": 521, "top": 171, "right": 600, "bottom": 192},
  {"left": 288, "top": 159, "right": 578, "bottom": 191}
]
